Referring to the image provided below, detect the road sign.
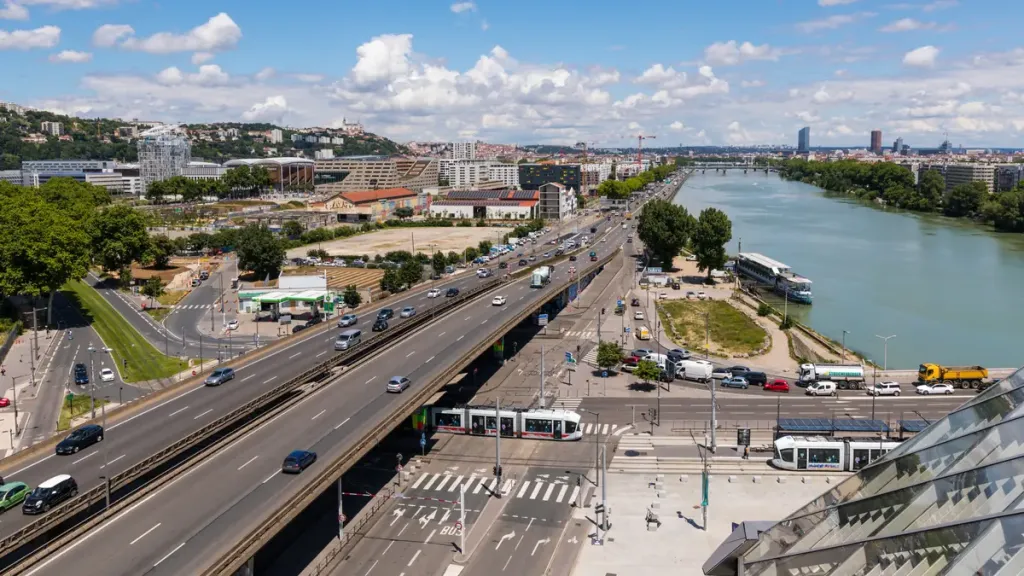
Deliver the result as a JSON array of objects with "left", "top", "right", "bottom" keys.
[
  {"left": 625, "top": 327, "right": 631, "bottom": 333},
  {"left": 537, "top": 313, "right": 549, "bottom": 326},
  {"left": 455, "top": 521, "right": 463, "bottom": 530},
  {"left": 602, "top": 370, "right": 608, "bottom": 378},
  {"left": 565, "top": 352, "right": 575, "bottom": 364},
  {"left": 420, "top": 433, "right": 427, "bottom": 448}
]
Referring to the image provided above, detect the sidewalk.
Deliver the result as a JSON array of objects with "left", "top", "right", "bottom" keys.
[{"left": 0, "top": 327, "right": 63, "bottom": 455}]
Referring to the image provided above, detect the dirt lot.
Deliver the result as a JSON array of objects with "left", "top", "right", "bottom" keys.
[{"left": 285, "top": 227, "right": 508, "bottom": 259}]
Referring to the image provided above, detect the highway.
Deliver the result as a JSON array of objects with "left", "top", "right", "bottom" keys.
[
  {"left": 21, "top": 220, "right": 636, "bottom": 575},
  {"left": 0, "top": 220, "right": 587, "bottom": 544}
]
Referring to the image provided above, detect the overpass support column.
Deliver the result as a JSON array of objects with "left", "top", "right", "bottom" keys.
[
  {"left": 337, "top": 477, "right": 345, "bottom": 542},
  {"left": 233, "top": 557, "right": 255, "bottom": 576}
]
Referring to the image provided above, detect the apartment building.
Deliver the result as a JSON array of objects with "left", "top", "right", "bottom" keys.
[
  {"left": 942, "top": 163, "right": 995, "bottom": 194},
  {"left": 269, "top": 129, "right": 283, "bottom": 144},
  {"left": 449, "top": 141, "right": 477, "bottom": 160},
  {"left": 40, "top": 121, "right": 63, "bottom": 136},
  {"left": 449, "top": 160, "right": 495, "bottom": 188},
  {"left": 537, "top": 182, "right": 576, "bottom": 221},
  {"left": 518, "top": 163, "right": 581, "bottom": 193},
  {"left": 995, "top": 164, "right": 1024, "bottom": 192},
  {"left": 313, "top": 156, "right": 439, "bottom": 194},
  {"left": 488, "top": 164, "right": 519, "bottom": 188}
]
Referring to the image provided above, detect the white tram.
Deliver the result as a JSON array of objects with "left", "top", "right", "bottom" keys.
[
  {"left": 430, "top": 406, "right": 583, "bottom": 441},
  {"left": 771, "top": 435, "right": 902, "bottom": 472}
]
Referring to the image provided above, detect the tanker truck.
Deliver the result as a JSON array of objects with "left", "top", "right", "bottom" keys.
[
  {"left": 530, "top": 266, "right": 552, "bottom": 288},
  {"left": 917, "top": 364, "right": 988, "bottom": 389},
  {"left": 798, "top": 363, "right": 866, "bottom": 390}
]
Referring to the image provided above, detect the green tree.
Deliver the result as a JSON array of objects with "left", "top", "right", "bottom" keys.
[
  {"left": 380, "top": 268, "right": 402, "bottom": 293},
  {"left": 596, "top": 341, "right": 623, "bottom": 371},
  {"left": 478, "top": 240, "right": 493, "bottom": 256},
  {"left": 342, "top": 284, "right": 362, "bottom": 309},
  {"left": 943, "top": 182, "right": 987, "bottom": 217},
  {"left": 281, "top": 220, "right": 304, "bottom": 238},
  {"left": 692, "top": 207, "right": 733, "bottom": 281},
  {"left": 446, "top": 251, "right": 460, "bottom": 266},
  {"left": 148, "top": 234, "right": 176, "bottom": 269},
  {"left": 982, "top": 187, "right": 1024, "bottom": 232},
  {"left": 92, "top": 204, "right": 152, "bottom": 285},
  {"left": 399, "top": 258, "right": 423, "bottom": 288},
  {"left": 394, "top": 207, "right": 414, "bottom": 219},
  {"left": 235, "top": 224, "right": 286, "bottom": 280},
  {"left": 918, "top": 169, "right": 945, "bottom": 210},
  {"left": 636, "top": 199, "right": 694, "bottom": 269},
  {"left": 464, "top": 246, "right": 479, "bottom": 262},
  {"left": 431, "top": 251, "right": 447, "bottom": 275},
  {"left": 145, "top": 180, "right": 167, "bottom": 204},
  {"left": 634, "top": 359, "right": 661, "bottom": 386},
  {"left": 307, "top": 248, "right": 329, "bottom": 259},
  {"left": 141, "top": 276, "right": 165, "bottom": 302}
]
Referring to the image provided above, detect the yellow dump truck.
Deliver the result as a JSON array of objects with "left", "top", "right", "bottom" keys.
[{"left": 917, "top": 363, "right": 989, "bottom": 389}]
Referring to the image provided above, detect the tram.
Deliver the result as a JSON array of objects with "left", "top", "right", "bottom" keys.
[
  {"left": 430, "top": 405, "right": 583, "bottom": 441},
  {"left": 771, "top": 435, "right": 902, "bottom": 472}
]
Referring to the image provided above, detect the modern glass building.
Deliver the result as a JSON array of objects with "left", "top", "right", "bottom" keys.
[{"left": 710, "top": 367, "right": 1024, "bottom": 576}]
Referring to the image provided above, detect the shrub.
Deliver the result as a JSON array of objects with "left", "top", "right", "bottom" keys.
[
  {"left": 757, "top": 302, "right": 773, "bottom": 317},
  {"left": 779, "top": 315, "right": 795, "bottom": 330}
]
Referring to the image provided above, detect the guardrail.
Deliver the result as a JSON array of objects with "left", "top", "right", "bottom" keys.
[
  {"left": 0, "top": 277, "right": 501, "bottom": 562},
  {"left": 202, "top": 247, "right": 621, "bottom": 575}
]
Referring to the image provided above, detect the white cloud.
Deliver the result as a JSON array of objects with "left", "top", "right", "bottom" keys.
[
  {"left": 254, "top": 67, "right": 275, "bottom": 81},
  {"left": 880, "top": 18, "right": 947, "bottom": 32},
  {"left": 795, "top": 110, "right": 821, "bottom": 123},
  {"left": 155, "top": 66, "right": 184, "bottom": 85},
  {"left": 740, "top": 79, "right": 766, "bottom": 88},
  {"left": 191, "top": 51, "right": 213, "bottom": 65},
  {"left": 0, "top": 25, "right": 59, "bottom": 49},
  {"left": 293, "top": 73, "right": 324, "bottom": 83},
  {"left": 450, "top": 2, "right": 475, "bottom": 13},
  {"left": 812, "top": 85, "right": 854, "bottom": 103},
  {"left": 49, "top": 49, "right": 91, "bottom": 62},
  {"left": 819, "top": 0, "right": 858, "bottom": 5},
  {"left": 703, "top": 40, "right": 784, "bottom": 66},
  {"left": 635, "top": 63, "right": 684, "bottom": 86},
  {"left": 17, "top": 0, "right": 117, "bottom": 8},
  {"left": 889, "top": 0, "right": 957, "bottom": 11},
  {"left": 669, "top": 120, "right": 686, "bottom": 131},
  {"left": 92, "top": 23, "right": 132, "bottom": 47},
  {"left": 834, "top": 69, "right": 848, "bottom": 77},
  {"left": 0, "top": 2, "right": 29, "bottom": 19},
  {"left": 903, "top": 45, "right": 939, "bottom": 67},
  {"left": 190, "top": 64, "right": 229, "bottom": 85},
  {"left": 797, "top": 12, "right": 876, "bottom": 33},
  {"left": 351, "top": 33, "right": 413, "bottom": 87},
  {"left": 480, "top": 20, "right": 489, "bottom": 31},
  {"left": 112, "top": 13, "right": 242, "bottom": 53},
  {"left": 241, "top": 95, "right": 289, "bottom": 122}
]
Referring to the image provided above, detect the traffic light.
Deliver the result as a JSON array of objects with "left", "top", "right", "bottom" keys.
[
  {"left": 594, "top": 504, "right": 605, "bottom": 515},
  {"left": 576, "top": 476, "right": 581, "bottom": 487},
  {"left": 650, "top": 408, "right": 658, "bottom": 422},
  {"left": 601, "top": 307, "right": 605, "bottom": 315},
  {"left": 493, "top": 465, "right": 503, "bottom": 477}
]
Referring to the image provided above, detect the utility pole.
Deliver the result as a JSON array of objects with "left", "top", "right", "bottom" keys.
[
  {"left": 338, "top": 476, "right": 345, "bottom": 542},
  {"left": 841, "top": 330, "right": 850, "bottom": 363},
  {"left": 459, "top": 483, "right": 467, "bottom": 553},
  {"left": 494, "top": 398, "right": 502, "bottom": 494},
  {"left": 539, "top": 347, "right": 545, "bottom": 408},
  {"left": 600, "top": 444, "right": 608, "bottom": 534},
  {"left": 88, "top": 345, "right": 96, "bottom": 419},
  {"left": 101, "top": 399, "right": 110, "bottom": 510}
]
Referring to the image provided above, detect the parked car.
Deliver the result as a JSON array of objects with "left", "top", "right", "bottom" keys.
[
  {"left": 386, "top": 376, "right": 412, "bottom": 393},
  {"left": 305, "top": 314, "right": 323, "bottom": 327},
  {"left": 73, "top": 363, "right": 88, "bottom": 385},
  {"left": 666, "top": 348, "right": 690, "bottom": 361},
  {"left": 621, "top": 356, "right": 639, "bottom": 371},
  {"left": 634, "top": 311, "right": 645, "bottom": 320},
  {"left": 99, "top": 368, "right": 115, "bottom": 382},
  {"left": 205, "top": 367, "right": 235, "bottom": 386},
  {"left": 446, "top": 287, "right": 460, "bottom": 297},
  {"left": 400, "top": 306, "right": 416, "bottom": 318},
  {"left": 721, "top": 376, "right": 749, "bottom": 390},
  {"left": 492, "top": 295, "right": 507, "bottom": 306},
  {"left": 763, "top": 379, "right": 790, "bottom": 393},
  {"left": 56, "top": 424, "right": 104, "bottom": 455},
  {"left": 338, "top": 313, "right": 358, "bottom": 327},
  {"left": 372, "top": 318, "right": 389, "bottom": 332},
  {"left": 529, "top": 255, "right": 537, "bottom": 262},
  {"left": 0, "top": 482, "right": 29, "bottom": 512},
  {"left": 427, "top": 288, "right": 442, "bottom": 298},
  {"left": 377, "top": 308, "right": 394, "bottom": 320},
  {"left": 281, "top": 450, "right": 317, "bottom": 474},
  {"left": 917, "top": 383, "right": 955, "bottom": 395},
  {"left": 697, "top": 291, "right": 708, "bottom": 300},
  {"left": 745, "top": 372, "right": 768, "bottom": 386},
  {"left": 0, "top": 398, "right": 8, "bottom": 408},
  {"left": 542, "top": 252, "right": 551, "bottom": 258},
  {"left": 712, "top": 367, "right": 731, "bottom": 380},
  {"left": 867, "top": 381, "right": 902, "bottom": 396},
  {"left": 728, "top": 365, "right": 751, "bottom": 377},
  {"left": 631, "top": 348, "right": 655, "bottom": 359},
  {"left": 499, "top": 262, "right": 508, "bottom": 269},
  {"left": 226, "top": 319, "right": 239, "bottom": 331}
]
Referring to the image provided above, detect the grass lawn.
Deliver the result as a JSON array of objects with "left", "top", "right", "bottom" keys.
[
  {"left": 57, "top": 393, "right": 110, "bottom": 431},
  {"left": 62, "top": 280, "right": 189, "bottom": 383},
  {"left": 145, "top": 308, "right": 172, "bottom": 322},
  {"left": 155, "top": 290, "right": 187, "bottom": 306},
  {"left": 657, "top": 300, "right": 766, "bottom": 356}
]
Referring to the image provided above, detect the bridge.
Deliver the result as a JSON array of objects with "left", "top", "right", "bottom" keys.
[
  {"left": 691, "top": 162, "right": 774, "bottom": 173},
  {"left": 1, "top": 181, "right": 676, "bottom": 575}
]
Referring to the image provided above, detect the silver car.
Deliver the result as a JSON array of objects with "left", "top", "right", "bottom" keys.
[
  {"left": 205, "top": 367, "right": 235, "bottom": 386},
  {"left": 400, "top": 307, "right": 416, "bottom": 318},
  {"left": 387, "top": 376, "right": 411, "bottom": 393},
  {"left": 337, "top": 314, "right": 358, "bottom": 327}
]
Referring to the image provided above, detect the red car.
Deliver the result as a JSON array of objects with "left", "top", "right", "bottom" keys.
[
  {"left": 764, "top": 379, "right": 790, "bottom": 393},
  {"left": 621, "top": 356, "right": 639, "bottom": 370},
  {"left": 0, "top": 398, "right": 10, "bottom": 407}
]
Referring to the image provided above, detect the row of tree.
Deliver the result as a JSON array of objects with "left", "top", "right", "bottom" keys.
[
  {"left": 776, "top": 159, "right": 1024, "bottom": 232},
  {"left": 145, "top": 165, "right": 274, "bottom": 203},
  {"left": 596, "top": 164, "right": 677, "bottom": 200},
  {"left": 636, "top": 199, "right": 733, "bottom": 280}
]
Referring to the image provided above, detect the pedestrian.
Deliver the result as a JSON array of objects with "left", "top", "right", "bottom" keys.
[{"left": 743, "top": 446, "right": 750, "bottom": 460}]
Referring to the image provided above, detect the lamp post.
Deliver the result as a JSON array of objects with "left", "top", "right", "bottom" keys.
[
  {"left": 583, "top": 409, "right": 600, "bottom": 487},
  {"left": 841, "top": 330, "right": 850, "bottom": 363},
  {"left": 88, "top": 345, "right": 97, "bottom": 419},
  {"left": 874, "top": 334, "right": 896, "bottom": 372}
]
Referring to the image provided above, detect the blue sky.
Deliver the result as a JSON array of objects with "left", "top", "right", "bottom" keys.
[{"left": 0, "top": 0, "right": 1021, "bottom": 147}]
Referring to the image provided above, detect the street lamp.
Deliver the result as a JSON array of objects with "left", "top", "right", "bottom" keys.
[
  {"left": 913, "top": 410, "right": 931, "bottom": 425},
  {"left": 874, "top": 334, "right": 896, "bottom": 372},
  {"left": 87, "top": 345, "right": 97, "bottom": 419},
  {"left": 583, "top": 409, "right": 601, "bottom": 487},
  {"left": 841, "top": 330, "right": 850, "bottom": 363}
]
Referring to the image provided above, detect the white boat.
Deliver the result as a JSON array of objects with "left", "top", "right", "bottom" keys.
[{"left": 735, "top": 252, "right": 813, "bottom": 304}]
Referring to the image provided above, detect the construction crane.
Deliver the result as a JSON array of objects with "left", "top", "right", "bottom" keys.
[{"left": 637, "top": 134, "right": 656, "bottom": 171}]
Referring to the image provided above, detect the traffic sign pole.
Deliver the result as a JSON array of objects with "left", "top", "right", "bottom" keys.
[{"left": 459, "top": 483, "right": 466, "bottom": 553}]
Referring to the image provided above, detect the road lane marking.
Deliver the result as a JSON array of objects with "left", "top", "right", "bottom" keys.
[
  {"left": 503, "top": 556, "right": 512, "bottom": 571},
  {"left": 72, "top": 452, "right": 96, "bottom": 465},
  {"left": 407, "top": 550, "right": 421, "bottom": 567},
  {"left": 525, "top": 517, "right": 535, "bottom": 533},
  {"left": 406, "top": 351, "right": 415, "bottom": 358},
  {"left": 530, "top": 482, "right": 543, "bottom": 500},
  {"left": 194, "top": 409, "right": 214, "bottom": 420},
  {"left": 481, "top": 319, "right": 488, "bottom": 325},
  {"left": 397, "top": 524, "right": 409, "bottom": 537},
  {"left": 384, "top": 541, "right": 395, "bottom": 554},
  {"left": 501, "top": 479, "right": 513, "bottom": 495},
  {"left": 488, "top": 478, "right": 498, "bottom": 493},
  {"left": 365, "top": 559, "right": 379, "bottom": 575},
  {"left": 473, "top": 477, "right": 487, "bottom": 494},
  {"left": 242, "top": 374, "right": 255, "bottom": 382},
  {"left": 517, "top": 482, "right": 530, "bottom": 498},
  {"left": 289, "top": 352, "right": 302, "bottom": 359},
  {"left": 366, "top": 376, "right": 376, "bottom": 384},
  {"left": 100, "top": 454, "right": 126, "bottom": 469},
  {"left": 153, "top": 542, "right": 186, "bottom": 567},
  {"left": 334, "top": 417, "right": 350, "bottom": 430},
  {"left": 426, "top": 356, "right": 435, "bottom": 363},
  {"left": 312, "top": 409, "right": 326, "bottom": 420},
  {"left": 421, "top": 474, "right": 439, "bottom": 491},
  {"left": 542, "top": 483, "right": 555, "bottom": 501},
  {"left": 448, "top": 475, "right": 464, "bottom": 492},
  {"left": 107, "top": 383, "right": 205, "bottom": 432},
  {"left": 263, "top": 376, "right": 276, "bottom": 384},
  {"left": 237, "top": 456, "right": 258, "bottom": 471},
  {"left": 569, "top": 486, "right": 580, "bottom": 504},
  {"left": 464, "top": 316, "right": 471, "bottom": 321},
  {"left": 168, "top": 406, "right": 189, "bottom": 418},
  {"left": 262, "top": 471, "right": 278, "bottom": 484},
  {"left": 130, "top": 523, "right": 161, "bottom": 545},
  {"left": 424, "top": 529, "right": 436, "bottom": 544},
  {"left": 457, "top": 335, "right": 464, "bottom": 341},
  {"left": 555, "top": 484, "right": 568, "bottom": 503},
  {"left": 438, "top": 332, "right": 446, "bottom": 338},
  {"left": 435, "top": 475, "right": 452, "bottom": 491},
  {"left": 317, "top": 351, "right": 327, "bottom": 357},
  {"left": 411, "top": 473, "right": 428, "bottom": 490}
]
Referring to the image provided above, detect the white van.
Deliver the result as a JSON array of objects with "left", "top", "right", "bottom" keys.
[
  {"left": 643, "top": 353, "right": 668, "bottom": 369},
  {"left": 676, "top": 359, "right": 713, "bottom": 383},
  {"left": 334, "top": 329, "right": 362, "bottom": 351},
  {"left": 805, "top": 381, "right": 837, "bottom": 397}
]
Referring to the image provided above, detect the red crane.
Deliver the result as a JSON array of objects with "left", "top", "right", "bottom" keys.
[{"left": 638, "top": 134, "right": 656, "bottom": 170}]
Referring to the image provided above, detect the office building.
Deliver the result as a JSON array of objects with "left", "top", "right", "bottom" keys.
[
  {"left": 449, "top": 141, "right": 477, "bottom": 160},
  {"left": 797, "top": 127, "right": 810, "bottom": 153},
  {"left": 537, "top": 182, "right": 576, "bottom": 220},
  {"left": 0, "top": 170, "right": 22, "bottom": 185},
  {"left": 707, "top": 365, "right": 1024, "bottom": 576},
  {"left": 870, "top": 130, "right": 882, "bottom": 154},
  {"left": 182, "top": 161, "right": 227, "bottom": 181},
  {"left": 23, "top": 160, "right": 117, "bottom": 172},
  {"left": 122, "top": 176, "right": 143, "bottom": 197},
  {"left": 996, "top": 164, "right": 1024, "bottom": 192},
  {"left": 137, "top": 125, "right": 191, "bottom": 191},
  {"left": 313, "top": 156, "right": 439, "bottom": 194},
  {"left": 40, "top": 121, "right": 63, "bottom": 137},
  {"left": 893, "top": 137, "right": 904, "bottom": 154},
  {"left": 488, "top": 164, "right": 520, "bottom": 188},
  {"left": 518, "top": 164, "right": 581, "bottom": 193},
  {"left": 223, "top": 157, "right": 314, "bottom": 192},
  {"left": 944, "top": 163, "right": 995, "bottom": 194},
  {"left": 429, "top": 190, "right": 538, "bottom": 220},
  {"left": 269, "top": 129, "right": 283, "bottom": 144}
]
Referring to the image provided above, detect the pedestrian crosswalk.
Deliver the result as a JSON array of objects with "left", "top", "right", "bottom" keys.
[
  {"left": 171, "top": 304, "right": 213, "bottom": 310},
  {"left": 566, "top": 330, "right": 598, "bottom": 342},
  {"left": 409, "top": 472, "right": 591, "bottom": 506},
  {"left": 550, "top": 398, "right": 582, "bottom": 411},
  {"left": 580, "top": 422, "right": 630, "bottom": 436}
]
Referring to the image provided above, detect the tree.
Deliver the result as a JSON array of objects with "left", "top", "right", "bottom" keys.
[
  {"left": 637, "top": 199, "right": 694, "bottom": 269},
  {"left": 464, "top": 246, "right": 479, "bottom": 262},
  {"left": 478, "top": 240, "right": 493, "bottom": 256},
  {"left": 235, "top": 224, "right": 286, "bottom": 280},
  {"left": 918, "top": 169, "right": 945, "bottom": 210},
  {"left": 307, "top": 248, "right": 329, "bottom": 259},
  {"left": 943, "top": 182, "right": 987, "bottom": 217},
  {"left": 380, "top": 268, "right": 402, "bottom": 293},
  {"left": 141, "top": 276, "right": 165, "bottom": 302},
  {"left": 596, "top": 341, "right": 623, "bottom": 371},
  {"left": 399, "top": 258, "right": 423, "bottom": 288},
  {"left": 634, "top": 359, "right": 661, "bottom": 386},
  {"left": 446, "top": 251, "right": 460, "bottom": 266},
  {"left": 92, "top": 204, "right": 152, "bottom": 285},
  {"left": 983, "top": 187, "right": 1024, "bottom": 232},
  {"left": 342, "top": 284, "right": 362, "bottom": 309},
  {"left": 148, "top": 234, "right": 176, "bottom": 269},
  {"left": 691, "top": 207, "right": 733, "bottom": 281},
  {"left": 145, "top": 180, "right": 167, "bottom": 204},
  {"left": 431, "top": 251, "right": 447, "bottom": 276},
  {"left": 394, "top": 207, "right": 414, "bottom": 219},
  {"left": 281, "top": 220, "right": 304, "bottom": 238}
]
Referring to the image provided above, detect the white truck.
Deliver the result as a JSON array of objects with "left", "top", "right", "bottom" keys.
[
  {"left": 798, "top": 363, "right": 866, "bottom": 389},
  {"left": 675, "top": 359, "right": 713, "bottom": 383},
  {"left": 530, "top": 266, "right": 552, "bottom": 288}
]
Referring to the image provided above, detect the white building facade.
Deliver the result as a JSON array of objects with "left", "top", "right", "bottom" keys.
[
  {"left": 488, "top": 164, "right": 520, "bottom": 188},
  {"left": 449, "top": 141, "right": 477, "bottom": 160}
]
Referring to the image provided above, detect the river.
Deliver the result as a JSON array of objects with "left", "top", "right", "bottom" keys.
[{"left": 672, "top": 170, "right": 1024, "bottom": 369}]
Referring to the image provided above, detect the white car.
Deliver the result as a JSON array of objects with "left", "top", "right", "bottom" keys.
[
  {"left": 867, "top": 381, "right": 901, "bottom": 396},
  {"left": 427, "top": 288, "right": 442, "bottom": 298},
  {"left": 492, "top": 295, "right": 507, "bottom": 306},
  {"left": 100, "top": 368, "right": 115, "bottom": 382},
  {"left": 227, "top": 319, "right": 239, "bottom": 331},
  {"left": 686, "top": 254, "right": 697, "bottom": 261},
  {"left": 917, "top": 383, "right": 955, "bottom": 395},
  {"left": 634, "top": 311, "right": 645, "bottom": 320},
  {"left": 697, "top": 291, "right": 708, "bottom": 300}
]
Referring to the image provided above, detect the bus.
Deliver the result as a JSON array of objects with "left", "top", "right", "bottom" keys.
[
  {"left": 771, "top": 435, "right": 902, "bottom": 472},
  {"left": 430, "top": 405, "right": 583, "bottom": 441}
]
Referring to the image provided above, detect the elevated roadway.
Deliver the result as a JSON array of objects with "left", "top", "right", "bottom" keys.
[{"left": 20, "top": 213, "right": 641, "bottom": 575}]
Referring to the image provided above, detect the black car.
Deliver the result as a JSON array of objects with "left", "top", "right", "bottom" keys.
[
  {"left": 667, "top": 348, "right": 690, "bottom": 362},
  {"left": 372, "top": 318, "right": 389, "bottom": 332},
  {"left": 281, "top": 450, "right": 317, "bottom": 474},
  {"left": 745, "top": 371, "right": 768, "bottom": 386},
  {"left": 55, "top": 424, "right": 103, "bottom": 455},
  {"left": 23, "top": 475, "right": 77, "bottom": 515},
  {"left": 446, "top": 287, "right": 459, "bottom": 297},
  {"left": 518, "top": 259, "right": 528, "bottom": 266},
  {"left": 292, "top": 323, "right": 308, "bottom": 334},
  {"left": 73, "top": 363, "right": 88, "bottom": 385},
  {"left": 498, "top": 262, "right": 508, "bottom": 269},
  {"left": 569, "top": 255, "right": 577, "bottom": 261},
  {"left": 305, "top": 314, "right": 323, "bottom": 327},
  {"left": 377, "top": 308, "right": 394, "bottom": 321}
]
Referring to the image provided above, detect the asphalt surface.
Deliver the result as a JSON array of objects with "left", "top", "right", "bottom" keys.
[
  {"left": 19, "top": 217, "right": 640, "bottom": 575},
  {"left": 0, "top": 220, "right": 598, "bottom": 543},
  {"left": 162, "top": 255, "right": 245, "bottom": 353}
]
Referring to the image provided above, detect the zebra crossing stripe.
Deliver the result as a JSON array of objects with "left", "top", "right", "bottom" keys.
[
  {"left": 435, "top": 475, "right": 452, "bottom": 491},
  {"left": 448, "top": 475, "right": 464, "bottom": 492},
  {"left": 530, "top": 482, "right": 544, "bottom": 500},
  {"left": 422, "top": 474, "right": 439, "bottom": 491},
  {"left": 542, "top": 483, "right": 555, "bottom": 501},
  {"left": 602, "top": 424, "right": 609, "bottom": 435},
  {"left": 517, "top": 482, "right": 530, "bottom": 498},
  {"left": 610, "top": 425, "right": 617, "bottom": 434},
  {"left": 488, "top": 479, "right": 498, "bottom": 493},
  {"left": 411, "top": 474, "right": 428, "bottom": 490},
  {"left": 500, "top": 479, "right": 513, "bottom": 495},
  {"left": 569, "top": 486, "right": 580, "bottom": 504},
  {"left": 473, "top": 478, "right": 487, "bottom": 494},
  {"left": 555, "top": 484, "right": 568, "bottom": 503}
]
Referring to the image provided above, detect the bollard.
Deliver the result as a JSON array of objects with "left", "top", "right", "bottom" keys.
[
  {"left": 728, "top": 475, "right": 738, "bottom": 483},
  {"left": 679, "top": 475, "right": 688, "bottom": 483},
  {"left": 777, "top": 476, "right": 786, "bottom": 484},
  {"left": 752, "top": 476, "right": 761, "bottom": 484}
]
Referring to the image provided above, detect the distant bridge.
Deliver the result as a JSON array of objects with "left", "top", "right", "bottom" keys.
[{"left": 691, "top": 163, "right": 775, "bottom": 173}]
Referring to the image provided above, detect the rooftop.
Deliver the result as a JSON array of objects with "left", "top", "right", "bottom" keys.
[
  {"left": 341, "top": 187, "right": 417, "bottom": 204},
  {"left": 223, "top": 157, "right": 314, "bottom": 167}
]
